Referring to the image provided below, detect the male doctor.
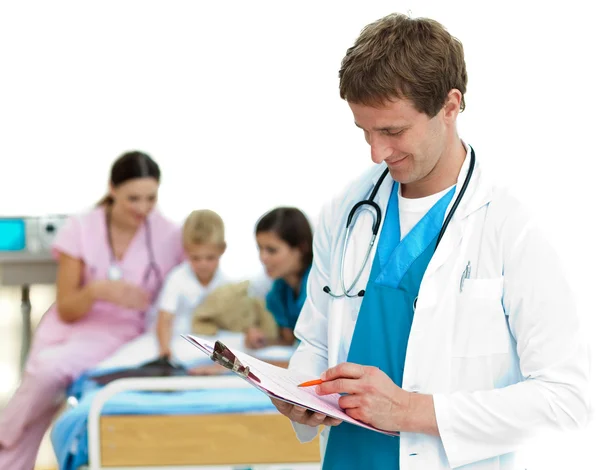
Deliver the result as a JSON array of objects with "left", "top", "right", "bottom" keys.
[{"left": 271, "top": 13, "right": 591, "bottom": 470}]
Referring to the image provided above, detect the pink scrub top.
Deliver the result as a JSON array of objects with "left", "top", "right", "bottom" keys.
[{"left": 31, "top": 206, "right": 184, "bottom": 353}]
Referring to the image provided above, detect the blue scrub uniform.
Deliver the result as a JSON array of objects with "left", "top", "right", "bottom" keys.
[
  {"left": 266, "top": 267, "right": 310, "bottom": 330},
  {"left": 323, "top": 182, "right": 456, "bottom": 469}
]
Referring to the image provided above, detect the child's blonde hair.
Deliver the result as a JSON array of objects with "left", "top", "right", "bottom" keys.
[{"left": 182, "top": 210, "right": 226, "bottom": 248}]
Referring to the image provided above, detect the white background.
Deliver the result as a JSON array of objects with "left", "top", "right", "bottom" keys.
[{"left": 0, "top": 1, "right": 598, "bottom": 468}]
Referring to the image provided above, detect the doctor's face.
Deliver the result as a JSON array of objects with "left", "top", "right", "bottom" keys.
[{"left": 349, "top": 93, "right": 460, "bottom": 197}]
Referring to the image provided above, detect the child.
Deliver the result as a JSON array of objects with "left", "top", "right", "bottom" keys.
[{"left": 156, "top": 209, "right": 229, "bottom": 358}]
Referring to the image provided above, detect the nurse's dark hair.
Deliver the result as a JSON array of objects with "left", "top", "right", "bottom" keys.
[
  {"left": 339, "top": 13, "right": 468, "bottom": 117},
  {"left": 255, "top": 207, "right": 313, "bottom": 273},
  {"left": 97, "top": 151, "right": 161, "bottom": 206}
]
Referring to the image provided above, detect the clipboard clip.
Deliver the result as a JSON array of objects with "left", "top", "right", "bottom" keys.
[{"left": 211, "top": 340, "right": 261, "bottom": 383}]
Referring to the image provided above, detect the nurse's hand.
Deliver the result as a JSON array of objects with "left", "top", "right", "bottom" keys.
[
  {"left": 270, "top": 397, "right": 343, "bottom": 427},
  {"left": 92, "top": 280, "right": 150, "bottom": 310},
  {"left": 245, "top": 326, "right": 267, "bottom": 349},
  {"left": 315, "top": 362, "right": 411, "bottom": 432}
]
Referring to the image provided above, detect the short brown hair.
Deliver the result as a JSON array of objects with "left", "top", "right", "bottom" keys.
[
  {"left": 183, "top": 210, "right": 225, "bottom": 248},
  {"left": 339, "top": 14, "right": 468, "bottom": 117}
]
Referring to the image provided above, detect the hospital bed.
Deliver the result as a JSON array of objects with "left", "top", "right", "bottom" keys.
[{"left": 51, "top": 332, "right": 321, "bottom": 470}]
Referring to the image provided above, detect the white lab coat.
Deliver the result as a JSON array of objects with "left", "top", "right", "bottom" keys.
[{"left": 288, "top": 147, "right": 591, "bottom": 469}]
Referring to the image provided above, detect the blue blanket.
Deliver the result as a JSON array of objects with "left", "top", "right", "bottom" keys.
[{"left": 51, "top": 370, "right": 276, "bottom": 470}]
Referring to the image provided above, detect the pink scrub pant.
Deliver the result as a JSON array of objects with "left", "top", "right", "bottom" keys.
[{"left": 0, "top": 332, "right": 129, "bottom": 470}]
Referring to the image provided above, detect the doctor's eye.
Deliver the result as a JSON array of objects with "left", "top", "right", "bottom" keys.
[{"left": 384, "top": 129, "right": 404, "bottom": 137}]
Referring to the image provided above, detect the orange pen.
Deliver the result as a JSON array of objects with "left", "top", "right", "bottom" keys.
[{"left": 298, "top": 379, "right": 324, "bottom": 388}]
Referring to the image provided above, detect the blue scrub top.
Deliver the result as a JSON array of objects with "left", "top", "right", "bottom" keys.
[{"left": 266, "top": 266, "right": 310, "bottom": 330}]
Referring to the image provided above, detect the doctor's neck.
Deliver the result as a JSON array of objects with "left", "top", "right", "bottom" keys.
[{"left": 401, "top": 135, "right": 466, "bottom": 199}]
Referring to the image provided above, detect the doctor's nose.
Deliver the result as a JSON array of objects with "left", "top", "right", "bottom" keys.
[{"left": 369, "top": 137, "right": 393, "bottom": 164}]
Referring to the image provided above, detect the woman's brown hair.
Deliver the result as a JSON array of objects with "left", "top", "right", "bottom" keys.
[{"left": 97, "top": 151, "right": 161, "bottom": 206}]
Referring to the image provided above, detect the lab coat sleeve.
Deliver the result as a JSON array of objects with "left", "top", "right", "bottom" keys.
[
  {"left": 433, "top": 199, "right": 592, "bottom": 468},
  {"left": 287, "top": 199, "right": 335, "bottom": 443}
]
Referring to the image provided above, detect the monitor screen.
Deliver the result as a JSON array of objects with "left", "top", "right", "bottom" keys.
[{"left": 0, "top": 219, "right": 26, "bottom": 251}]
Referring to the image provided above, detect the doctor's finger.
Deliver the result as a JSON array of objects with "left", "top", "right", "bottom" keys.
[
  {"left": 323, "top": 417, "right": 343, "bottom": 427},
  {"left": 338, "top": 393, "right": 365, "bottom": 411},
  {"left": 304, "top": 411, "right": 328, "bottom": 427},
  {"left": 322, "top": 362, "right": 366, "bottom": 381},
  {"left": 271, "top": 398, "right": 293, "bottom": 414},
  {"left": 317, "top": 378, "right": 362, "bottom": 396},
  {"left": 289, "top": 405, "right": 310, "bottom": 422}
]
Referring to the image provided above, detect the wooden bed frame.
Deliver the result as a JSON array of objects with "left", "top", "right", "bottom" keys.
[
  {"left": 99, "top": 413, "right": 320, "bottom": 467},
  {"left": 86, "top": 376, "right": 321, "bottom": 469}
]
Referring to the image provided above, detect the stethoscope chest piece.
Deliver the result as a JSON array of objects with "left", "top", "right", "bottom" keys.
[{"left": 107, "top": 263, "right": 124, "bottom": 281}]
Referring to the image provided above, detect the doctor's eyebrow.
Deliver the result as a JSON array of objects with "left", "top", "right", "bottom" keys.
[{"left": 354, "top": 122, "right": 408, "bottom": 133}]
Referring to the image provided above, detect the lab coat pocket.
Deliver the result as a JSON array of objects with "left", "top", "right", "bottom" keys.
[{"left": 453, "top": 277, "right": 509, "bottom": 357}]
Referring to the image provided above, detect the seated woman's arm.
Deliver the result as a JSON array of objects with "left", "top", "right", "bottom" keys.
[
  {"left": 278, "top": 327, "right": 296, "bottom": 346},
  {"left": 245, "top": 325, "right": 296, "bottom": 348},
  {"left": 56, "top": 253, "right": 149, "bottom": 323},
  {"left": 55, "top": 253, "right": 98, "bottom": 323}
]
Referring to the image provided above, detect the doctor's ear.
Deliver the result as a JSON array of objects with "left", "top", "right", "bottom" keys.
[{"left": 442, "top": 89, "right": 463, "bottom": 121}]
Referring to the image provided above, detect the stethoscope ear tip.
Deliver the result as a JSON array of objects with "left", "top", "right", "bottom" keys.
[
  {"left": 323, "top": 286, "right": 331, "bottom": 294},
  {"left": 358, "top": 290, "right": 365, "bottom": 297}
]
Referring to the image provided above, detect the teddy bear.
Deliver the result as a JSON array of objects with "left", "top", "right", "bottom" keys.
[{"left": 191, "top": 280, "right": 279, "bottom": 340}]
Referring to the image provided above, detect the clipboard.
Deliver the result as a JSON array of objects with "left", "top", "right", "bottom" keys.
[
  {"left": 211, "top": 340, "right": 261, "bottom": 383},
  {"left": 182, "top": 334, "right": 399, "bottom": 437}
]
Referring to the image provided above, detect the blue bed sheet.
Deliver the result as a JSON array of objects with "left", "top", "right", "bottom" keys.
[{"left": 51, "top": 370, "right": 276, "bottom": 470}]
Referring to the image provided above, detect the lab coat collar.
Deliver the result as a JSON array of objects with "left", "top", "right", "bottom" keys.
[
  {"left": 453, "top": 143, "right": 493, "bottom": 220},
  {"left": 424, "top": 143, "right": 493, "bottom": 278}
]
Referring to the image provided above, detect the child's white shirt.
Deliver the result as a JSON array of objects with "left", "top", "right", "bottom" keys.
[{"left": 157, "top": 261, "right": 229, "bottom": 337}]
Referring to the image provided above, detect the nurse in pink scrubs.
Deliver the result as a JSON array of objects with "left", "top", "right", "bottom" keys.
[{"left": 0, "top": 150, "right": 183, "bottom": 469}]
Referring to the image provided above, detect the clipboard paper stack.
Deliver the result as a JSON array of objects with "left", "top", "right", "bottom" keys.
[{"left": 183, "top": 335, "right": 398, "bottom": 436}]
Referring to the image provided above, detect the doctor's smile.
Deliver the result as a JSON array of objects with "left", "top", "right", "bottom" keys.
[{"left": 385, "top": 155, "right": 410, "bottom": 168}]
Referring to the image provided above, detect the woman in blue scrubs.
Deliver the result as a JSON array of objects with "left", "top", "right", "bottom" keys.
[{"left": 245, "top": 207, "right": 313, "bottom": 349}]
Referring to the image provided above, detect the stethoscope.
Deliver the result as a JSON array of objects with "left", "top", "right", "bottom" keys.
[
  {"left": 323, "top": 149, "right": 476, "bottom": 300},
  {"left": 106, "top": 208, "right": 162, "bottom": 286}
]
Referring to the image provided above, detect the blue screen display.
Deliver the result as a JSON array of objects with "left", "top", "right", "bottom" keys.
[{"left": 0, "top": 219, "right": 26, "bottom": 251}]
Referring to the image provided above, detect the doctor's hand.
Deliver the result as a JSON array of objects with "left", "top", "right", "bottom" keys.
[
  {"left": 91, "top": 280, "right": 150, "bottom": 311},
  {"left": 270, "top": 397, "right": 343, "bottom": 427},
  {"left": 316, "top": 362, "right": 412, "bottom": 432}
]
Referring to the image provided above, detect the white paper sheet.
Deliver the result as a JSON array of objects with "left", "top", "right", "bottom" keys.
[{"left": 183, "top": 334, "right": 399, "bottom": 436}]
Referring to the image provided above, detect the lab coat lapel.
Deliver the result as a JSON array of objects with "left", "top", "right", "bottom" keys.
[{"left": 424, "top": 151, "right": 492, "bottom": 278}]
